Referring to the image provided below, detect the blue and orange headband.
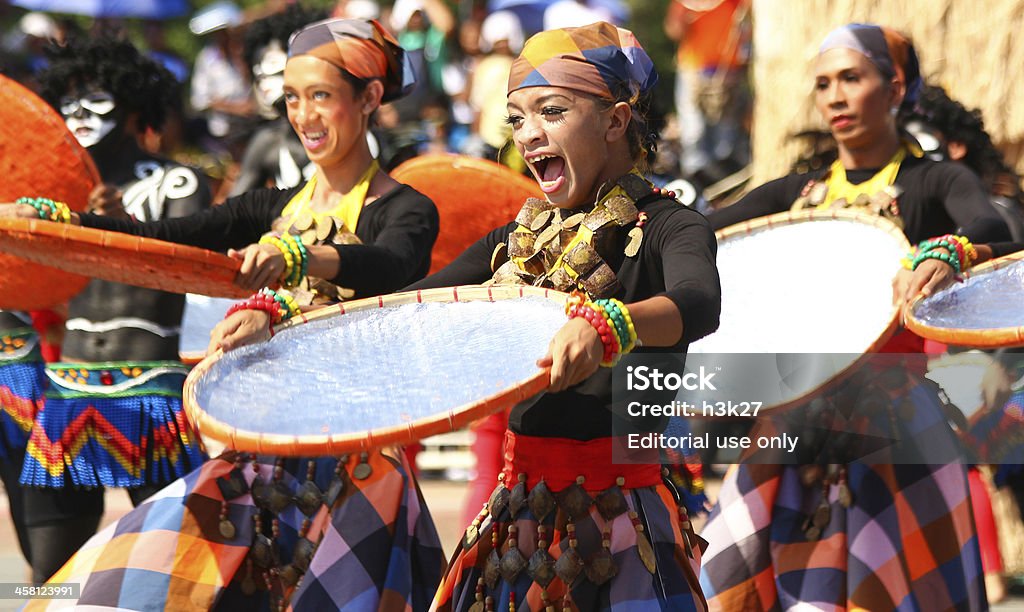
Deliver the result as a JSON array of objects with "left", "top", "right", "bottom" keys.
[
  {"left": 288, "top": 18, "right": 414, "bottom": 103},
  {"left": 508, "top": 21, "right": 657, "bottom": 101},
  {"left": 819, "top": 23, "right": 922, "bottom": 111}
]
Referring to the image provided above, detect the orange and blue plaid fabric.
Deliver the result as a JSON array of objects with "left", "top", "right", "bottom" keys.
[
  {"left": 508, "top": 21, "right": 657, "bottom": 100},
  {"left": 699, "top": 375, "right": 985, "bottom": 610},
  {"left": 28, "top": 449, "right": 445, "bottom": 611},
  {"left": 288, "top": 18, "right": 414, "bottom": 102}
]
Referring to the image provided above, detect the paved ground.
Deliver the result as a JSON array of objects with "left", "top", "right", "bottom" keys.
[{"left": 0, "top": 478, "right": 1022, "bottom": 610}]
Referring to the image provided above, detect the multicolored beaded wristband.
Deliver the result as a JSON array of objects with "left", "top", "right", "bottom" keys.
[
  {"left": 225, "top": 288, "right": 301, "bottom": 330},
  {"left": 938, "top": 234, "right": 977, "bottom": 270},
  {"left": 259, "top": 287, "right": 300, "bottom": 321},
  {"left": 258, "top": 234, "right": 306, "bottom": 289},
  {"left": 913, "top": 249, "right": 960, "bottom": 274},
  {"left": 588, "top": 302, "right": 623, "bottom": 364},
  {"left": 594, "top": 298, "right": 639, "bottom": 353},
  {"left": 16, "top": 197, "right": 71, "bottom": 223},
  {"left": 907, "top": 233, "right": 976, "bottom": 273},
  {"left": 225, "top": 292, "right": 281, "bottom": 326},
  {"left": 280, "top": 233, "right": 308, "bottom": 287},
  {"left": 584, "top": 304, "right": 621, "bottom": 365},
  {"left": 565, "top": 291, "right": 637, "bottom": 367}
]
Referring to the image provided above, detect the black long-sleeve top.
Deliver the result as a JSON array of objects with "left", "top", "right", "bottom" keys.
[
  {"left": 80, "top": 184, "right": 440, "bottom": 298},
  {"left": 991, "top": 242, "right": 1024, "bottom": 258},
  {"left": 406, "top": 194, "right": 722, "bottom": 440},
  {"left": 709, "top": 156, "right": 1012, "bottom": 244}
]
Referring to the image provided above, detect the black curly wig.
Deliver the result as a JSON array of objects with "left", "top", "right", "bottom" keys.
[
  {"left": 36, "top": 37, "right": 181, "bottom": 133},
  {"left": 242, "top": 3, "right": 328, "bottom": 71},
  {"left": 910, "top": 84, "right": 1014, "bottom": 185}
]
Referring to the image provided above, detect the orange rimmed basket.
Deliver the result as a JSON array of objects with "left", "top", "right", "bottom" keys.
[
  {"left": 905, "top": 249, "right": 1024, "bottom": 348},
  {"left": 0, "top": 218, "right": 250, "bottom": 299},
  {"left": 0, "top": 74, "right": 99, "bottom": 309},
  {"left": 184, "top": 285, "right": 566, "bottom": 455},
  {"left": 698, "top": 208, "right": 911, "bottom": 413},
  {"left": 391, "top": 153, "right": 542, "bottom": 273}
]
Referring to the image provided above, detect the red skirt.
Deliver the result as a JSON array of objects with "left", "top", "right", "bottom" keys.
[{"left": 432, "top": 431, "right": 707, "bottom": 611}]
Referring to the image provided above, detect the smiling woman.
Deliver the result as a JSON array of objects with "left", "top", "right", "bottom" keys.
[{"left": 6, "top": 18, "right": 446, "bottom": 612}]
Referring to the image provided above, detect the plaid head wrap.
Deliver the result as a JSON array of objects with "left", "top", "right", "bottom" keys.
[
  {"left": 819, "top": 23, "right": 922, "bottom": 111},
  {"left": 508, "top": 21, "right": 657, "bottom": 101},
  {"left": 288, "top": 18, "right": 414, "bottom": 103}
]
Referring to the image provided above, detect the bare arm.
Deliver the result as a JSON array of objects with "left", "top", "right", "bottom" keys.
[{"left": 422, "top": 0, "right": 455, "bottom": 36}]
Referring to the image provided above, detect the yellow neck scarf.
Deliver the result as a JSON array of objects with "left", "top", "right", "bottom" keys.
[
  {"left": 820, "top": 147, "right": 905, "bottom": 209},
  {"left": 279, "top": 160, "right": 379, "bottom": 234}
]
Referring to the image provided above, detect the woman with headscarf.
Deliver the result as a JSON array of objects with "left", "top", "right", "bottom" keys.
[
  {"left": 698, "top": 24, "right": 1010, "bottom": 611},
  {"left": 407, "top": 21, "right": 721, "bottom": 611},
  {"left": 6, "top": 18, "right": 444, "bottom": 611}
]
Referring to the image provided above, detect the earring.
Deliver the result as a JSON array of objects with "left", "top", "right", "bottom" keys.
[{"left": 890, "top": 107, "right": 899, "bottom": 117}]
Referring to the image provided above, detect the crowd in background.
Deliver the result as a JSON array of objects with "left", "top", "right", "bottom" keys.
[{"left": 0, "top": 0, "right": 754, "bottom": 207}]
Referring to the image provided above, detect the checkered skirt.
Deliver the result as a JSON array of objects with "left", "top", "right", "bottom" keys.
[
  {"left": 966, "top": 389, "right": 1024, "bottom": 487},
  {"left": 698, "top": 376, "right": 986, "bottom": 611},
  {"left": 27, "top": 447, "right": 445, "bottom": 611}
]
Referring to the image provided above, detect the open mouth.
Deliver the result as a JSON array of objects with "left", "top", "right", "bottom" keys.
[
  {"left": 302, "top": 130, "right": 328, "bottom": 151},
  {"left": 530, "top": 154, "right": 566, "bottom": 194}
]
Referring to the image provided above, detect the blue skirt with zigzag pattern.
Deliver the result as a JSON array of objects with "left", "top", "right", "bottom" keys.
[{"left": 20, "top": 361, "right": 206, "bottom": 488}]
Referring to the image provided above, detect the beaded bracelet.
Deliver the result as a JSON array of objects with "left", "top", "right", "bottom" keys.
[
  {"left": 225, "top": 292, "right": 281, "bottom": 326},
  {"left": 259, "top": 287, "right": 300, "bottom": 322},
  {"left": 589, "top": 302, "right": 623, "bottom": 363},
  {"left": 578, "top": 303, "right": 621, "bottom": 365},
  {"left": 258, "top": 234, "right": 306, "bottom": 288},
  {"left": 908, "top": 233, "right": 976, "bottom": 273},
  {"left": 939, "top": 234, "right": 977, "bottom": 270},
  {"left": 594, "top": 298, "right": 639, "bottom": 353},
  {"left": 274, "top": 235, "right": 301, "bottom": 286},
  {"left": 224, "top": 288, "right": 301, "bottom": 330},
  {"left": 258, "top": 235, "right": 294, "bottom": 283},
  {"left": 913, "top": 249, "right": 961, "bottom": 274},
  {"left": 279, "top": 233, "right": 308, "bottom": 287},
  {"left": 16, "top": 197, "right": 71, "bottom": 223},
  {"left": 565, "top": 292, "right": 637, "bottom": 367},
  {"left": 951, "top": 234, "right": 978, "bottom": 264}
]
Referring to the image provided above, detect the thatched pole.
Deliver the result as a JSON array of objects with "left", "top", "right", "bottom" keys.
[{"left": 750, "top": 0, "right": 1024, "bottom": 184}]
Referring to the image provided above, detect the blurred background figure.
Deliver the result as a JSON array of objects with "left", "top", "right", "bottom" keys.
[
  {"left": 379, "top": 0, "right": 453, "bottom": 168},
  {"left": 543, "top": 0, "right": 624, "bottom": 30},
  {"left": 142, "top": 19, "right": 189, "bottom": 83},
  {"left": 441, "top": 14, "right": 483, "bottom": 154},
  {"left": 0, "top": 11, "right": 59, "bottom": 86},
  {"left": 188, "top": 1, "right": 254, "bottom": 152},
  {"left": 907, "top": 84, "right": 1024, "bottom": 241},
  {"left": 665, "top": 0, "right": 752, "bottom": 191},
  {"left": 332, "top": 0, "right": 381, "bottom": 20},
  {"left": 466, "top": 10, "right": 522, "bottom": 167},
  {"left": 230, "top": 3, "right": 328, "bottom": 196}
]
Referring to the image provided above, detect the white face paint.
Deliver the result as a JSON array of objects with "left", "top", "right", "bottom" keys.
[
  {"left": 61, "top": 90, "right": 118, "bottom": 149},
  {"left": 253, "top": 41, "right": 288, "bottom": 116}
]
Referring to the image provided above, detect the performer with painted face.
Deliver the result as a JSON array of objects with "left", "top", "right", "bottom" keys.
[
  {"left": 6, "top": 38, "right": 212, "bottom": 585},
  {"left": 6, "top": 19, "right": 444, "bottom": 610},
  {"left": 407, "top": 22, "right": 720, "bottom": 611},
  {"left": 230, "top": 4, "right": 327, "bottom": 196}
]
